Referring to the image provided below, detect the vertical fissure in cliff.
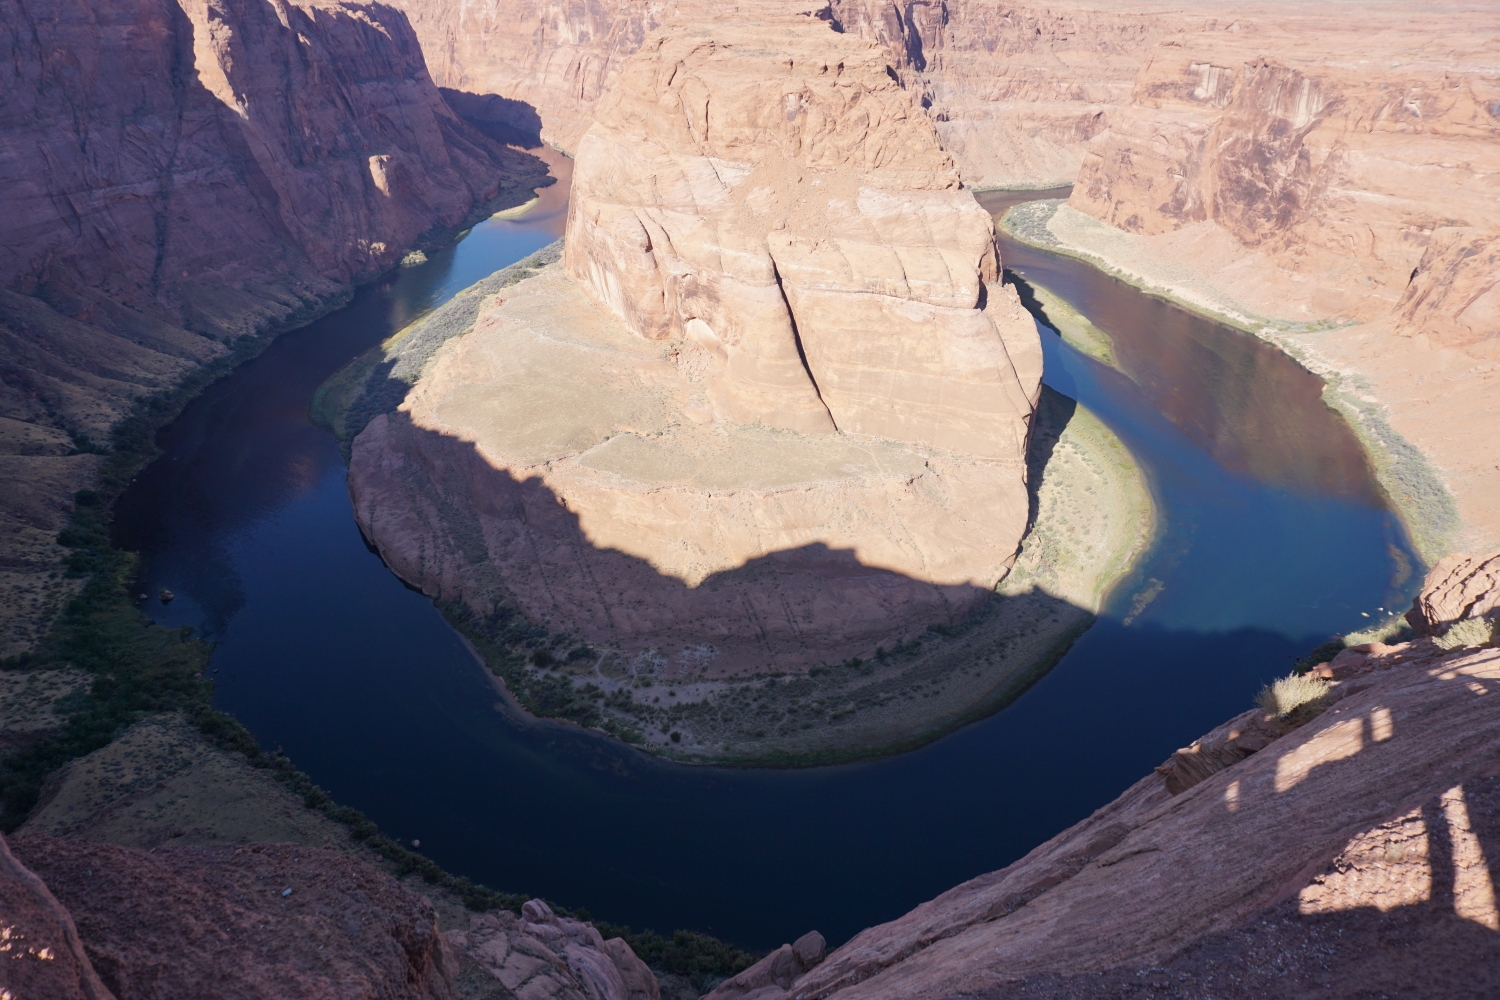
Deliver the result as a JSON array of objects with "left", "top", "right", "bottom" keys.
[{"left": 771, "top": 259, "right": 838, "bottom": 432}]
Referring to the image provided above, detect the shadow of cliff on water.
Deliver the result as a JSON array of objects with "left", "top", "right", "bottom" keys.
[{"left": 442, "top": 89, "right": 545, "bottom": 148}]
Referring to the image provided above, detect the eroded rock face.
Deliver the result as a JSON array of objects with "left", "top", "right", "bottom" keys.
[
  {"left": 564, "top": 8, "right": 1039, "bottom": 455},
  {"left": 0, "top": 0, "right": 549, "bottom": 657},
  {"left": 1407, "top": 549, "right": 1500, "bottom": 637},
  {"left": 351, "top": 8, "right": 1041, "bottom": 686},
  {"left": 774, "top": 640, "right": 1500, "bottom": 999},
  {"left": 448, "top": 899, "right": 659, "bottom": 1000}
]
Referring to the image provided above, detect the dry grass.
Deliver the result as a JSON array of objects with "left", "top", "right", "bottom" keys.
[
  {"left": 1257, "top": 672, "right": 1332, "bottom": 718},
  {"left": 1436, "top": 617, "right": 1496, "bottom": 651}
]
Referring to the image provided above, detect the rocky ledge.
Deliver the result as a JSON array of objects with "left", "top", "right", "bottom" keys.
[{"left": 704, "top": 551, "right": 1500, "bottom": 999}]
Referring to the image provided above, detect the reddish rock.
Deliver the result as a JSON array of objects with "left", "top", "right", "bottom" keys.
[
  {"left": 10, "top": 836, "right": 456, "bottom": 1000},
  {"left": 0, "top": 833, "right": 114, "bottom": 1000},
  {"left": 1407, "top": 548, "right": 1500, "bottom": 637}
]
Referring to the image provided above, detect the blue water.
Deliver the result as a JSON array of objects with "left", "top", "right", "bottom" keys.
[{"left": 114, "top": 175, "right": 1417, "bottom": 951}]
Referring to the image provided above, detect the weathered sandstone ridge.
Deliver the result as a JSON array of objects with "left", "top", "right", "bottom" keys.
[
  {"left": 564, "top": 11, "right": 1039, "bottom": 452},
  {"left": 353, "top": 10, "right": 1043, "bottom": 653},
  {"left": 704, "top": 556, "right": 1500, "bottom": 1000},
  {"left": 383, "top": 0, "right": 1500, "bottom": 559},
  {"left": 0, "top": 0, "right": 549, "bottom": 656}
]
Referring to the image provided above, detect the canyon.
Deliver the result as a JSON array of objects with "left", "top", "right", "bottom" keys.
[
  {"left": 338, "top": 8, "right": 1159, "bottom": 760},
  {"left": 0, "top": 0, "right": 548, "bottom": 657},
  {"left": 391, "top": 0, "right": 1500, "bottom": 561},
  {"left": 3, "top": 0, "right": 1499, "bottom": 997}
]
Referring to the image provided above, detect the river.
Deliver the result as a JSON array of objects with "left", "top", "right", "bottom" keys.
[{"left": 112, "top": 168, "right": 1417, "bottom": 951}]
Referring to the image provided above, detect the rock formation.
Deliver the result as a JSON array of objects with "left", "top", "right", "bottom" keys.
[
  {"left": 349, "top": 7, "right": 1042, "bottom": 702},
  {"left": 0, "top": 0, "right": 549, "bottom": 656},
  {"left": 705, "top": 558, "right": 1500, "bottom": 999},
  {"left": 1, "top": 830, "right": 662, "bottom": 1000}
]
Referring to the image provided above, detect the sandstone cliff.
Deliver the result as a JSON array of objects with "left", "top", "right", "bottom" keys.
[
  {"left": 340, "top": 9, "right": 1104, "bottom": 762},
  {"left": 706, "top": 555, "right": 1500, "bottom": 999},
  {"left": 0, "top": 0, "right": 549, "bottom": 656}
]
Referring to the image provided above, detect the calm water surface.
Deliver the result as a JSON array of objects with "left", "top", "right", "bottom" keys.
[{"left": 114, "top": 177, "right": 1417, "bottom": 950}]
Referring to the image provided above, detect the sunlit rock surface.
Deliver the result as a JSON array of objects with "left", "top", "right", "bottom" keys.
[
  {"left": 350, "top": 8, "right": 1042, "bottom": 684},
  {"left": 747, "top": 560, "right": 1500, "bottom": 998}
]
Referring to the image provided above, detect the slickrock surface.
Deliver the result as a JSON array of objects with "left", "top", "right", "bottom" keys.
[
  {"left": 0, "top": 0, "right": 549, "bottom": 656},
  {"left": 0, "top": 833, "right": 114, "bottom": 1000},
  {"left": 756, "top": 629, "right": 1500, "bottom": 998}
]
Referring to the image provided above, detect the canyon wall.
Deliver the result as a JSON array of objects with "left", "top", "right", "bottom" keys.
[
  {"left": 386, "top": 0, "right": 1500, "bottom": 555},
  {"left": 0, "top": 0, "right": 548, "bottom": 656},
  {"left": 386, "top": 0, "right": 1164, "bottom": 186},
  {"left": 707, "top": 559, "right": 1500, "bottom": 999}
]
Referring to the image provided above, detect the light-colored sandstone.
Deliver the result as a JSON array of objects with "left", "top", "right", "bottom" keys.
[
  {"left": 564, "top": 9, "right": 1040, "bottom": 453},
  {"left": 351, "top": 266, "right": 1031, "bottom": 677}
]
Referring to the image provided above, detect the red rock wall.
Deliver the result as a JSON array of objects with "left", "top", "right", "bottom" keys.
[{"left": 0, "top": 0, "right": 547, "bottom": 656}]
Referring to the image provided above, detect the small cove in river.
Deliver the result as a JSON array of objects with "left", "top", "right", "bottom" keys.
[{"left": 113, "top": 177, "right": 1418, "bottom": 951}]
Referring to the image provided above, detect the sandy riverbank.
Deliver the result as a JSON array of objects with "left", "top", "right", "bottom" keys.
[{"left": 1000, "top": 200, "right": 1480, "bottom": 564}]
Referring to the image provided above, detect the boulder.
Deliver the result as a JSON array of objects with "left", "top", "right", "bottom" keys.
[
  {"left": 703, "top": 929, "right": 827, "bottom": 1000},
  {"left": 1406, "top": 549, "right": 1500, "bottom": 637}
]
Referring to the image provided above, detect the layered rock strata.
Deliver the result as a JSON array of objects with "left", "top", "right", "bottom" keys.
[
  {"left": 1016, "top": 5, "right": 1500, "bottom": 557},
  {"left": 0, "top": 0, "right": 549, "bottom": 656},
  {"left": 720, "top": 559, "right": 1500, "bottom": 999},
  {"left": 347, "top": 10, "right": 1058, "bottom": 759},
  {"left": 383, "top": 0, "right": 1500, "bottom": 557}
]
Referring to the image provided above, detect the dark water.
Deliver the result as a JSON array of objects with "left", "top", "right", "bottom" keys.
[{"left": 114, "top": 177, "right": 1416, "bottom": 951}]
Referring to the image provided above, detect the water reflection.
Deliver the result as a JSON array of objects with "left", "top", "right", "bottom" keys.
[
  {"left": 113, "top": 149, "right": 570, "bottom": 638},
  {"left": 111, "top": 178, "right": 1418, "bottom": 951},
  {"left": 978, "top": 190, "right": 1382, "bottom": 504}
]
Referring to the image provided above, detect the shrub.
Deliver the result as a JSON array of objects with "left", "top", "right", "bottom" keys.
[
  {"left": 1435, "top": 617, "right": 1496, "bottom": 651},
  {"left": 1256, "top": 672, "right": 1331, "bottom": 718}
]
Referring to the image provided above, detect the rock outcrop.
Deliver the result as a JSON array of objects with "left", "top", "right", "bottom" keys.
[
  {"left": 0, "top": 0, "right": 550, "bottom": 656},
  {"left": 1407, "top": 548, "right": 1500, "bottom": 638},
  {"left": 449, "top": 900, "right": 660, "bottom": 1000},
  {"left": 564, "top": 10, "right": 1038, "bottom": 452},
  {"left": 741, "top": 593, "right": 1500, "bottom": 998},
  {"left": 1, "top": 832, "right": 663, "bottom": 1000},
  {"left": 346, "top": 8, "right": 1053, "bottom": 758}
]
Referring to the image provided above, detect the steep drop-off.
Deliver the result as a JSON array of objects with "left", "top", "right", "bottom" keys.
[
  {"left": 702, "top": 553, "right": 1500, "bottom": 1000},
  {"left": 0, "top": 0, "right": 549, "bottom": 656},
  {"left": 385, "top": 0, "right": 1500, "bottom": 561}
]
